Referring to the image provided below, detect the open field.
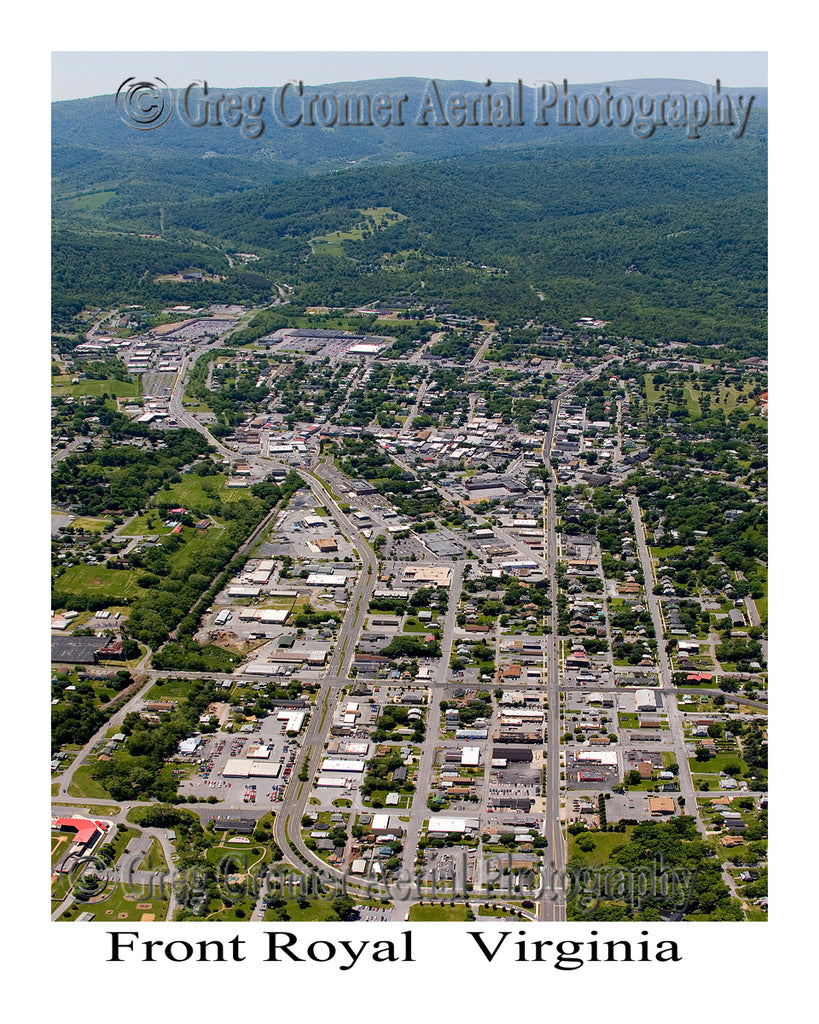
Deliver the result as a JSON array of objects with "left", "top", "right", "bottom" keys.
[
  {"left": 69, "top": 516, "right": 114, "bottom": 534},
  {"left": 146, "top": 677, "right": 200, "bottom": 700},
  {"left": 118, "top": 514, "right": 175, "bottom": 537},
  {"left": 57, "top": 884, "right": 169, "bottom": 922},
  {"left": 53, "top": 375, "right": 140, "bottom": 398},
  {"left": 407, "top": 902, "right": 471, "bottom": 921},
  {"left": 54, "top": 563, "right": 146, "bottom": 599},
  {"left": 64, "top": 190, "right": 117, "bottom": 212},
  {"left": 643, "top": 374, "right": 758, "bottom": 420},
  {"left": 151, "top": 474, "right": 254, "bottom": 509},
  {"left": 67, "top": 765, "right": 114, "bottom": 800},
  {"left": 311, "top": 207, "right": 406, "bottom": 257},
  {"left": 568, "top": 827, "right": 634, "bottom": 867}
]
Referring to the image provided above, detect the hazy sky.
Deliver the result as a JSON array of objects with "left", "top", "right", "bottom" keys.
[{"left": 51, "top": 51, "right": 767, "bottom": 102}]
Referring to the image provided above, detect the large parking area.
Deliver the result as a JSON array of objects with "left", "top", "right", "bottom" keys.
[{"left": 176, "top": 715, "right": 304, "bottom": 809}]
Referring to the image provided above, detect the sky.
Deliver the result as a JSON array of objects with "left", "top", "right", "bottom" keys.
[{"left": 51, "top": 51, "right": 767, "bottom": 102}]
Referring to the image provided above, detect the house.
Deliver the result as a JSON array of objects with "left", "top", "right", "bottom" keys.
[{"left": 729, "top": 608, "right": 746, "bottom": 627}]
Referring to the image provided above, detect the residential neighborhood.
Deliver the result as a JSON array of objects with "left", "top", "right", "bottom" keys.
[{"left": 51, "top": 300, "right": 768, "bottom": 924}]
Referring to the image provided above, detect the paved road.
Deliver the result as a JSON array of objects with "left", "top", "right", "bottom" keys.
[
  {"left": 630, "top": 496, "right": 703, "bottom": 832},
  {"left": 540, "top": 392, "right": 567, "bottom": 921},
  {"left": 395, "top": 560, "right": 465, "bottom": 912}
]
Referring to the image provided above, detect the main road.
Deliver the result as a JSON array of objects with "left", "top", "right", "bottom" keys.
[
  {"left": 630, "top": 495, "right": 703, "bottom": 833},
  {"left": 540, "top": 392, "right": 567, "bottom": 921}
]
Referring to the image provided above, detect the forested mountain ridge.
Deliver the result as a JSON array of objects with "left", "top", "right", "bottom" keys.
[
  {"left": 53, "top": 76, "right": 767, "bottom": 205},
  {"left": 52, "top": 78, "right": 766, "bottom": 349}
]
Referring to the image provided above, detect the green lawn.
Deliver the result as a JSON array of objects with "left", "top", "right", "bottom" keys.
[
  {"left": 746, "top": 563, "right": 767, "bottom": 623},
  {"left": 568, "top": 827, "right": 633, "bottom": 868},
  {"left": 476, "top": 905, "right": 525, "bottom": 918},
  {"left": 203, "top": 896, "right": 257, "bottom": 921},
  {"left": 205, "top": 843, "right": 269, "bottom": 870},
  {"left": 54, "top": 563, "right": 146, "bottom": 599},
  {"left": 139, "top": 838, "right": 168, "bottom": 873},
  {"left": 408, "top": 902, "right": 472, "bottom": 921},
  {"left": 146, "top": 677, "right": 202, "bottom": 700},
  {"left": 689, "top": 752, "right": 748, "bottom": 776},
  {"left": 51, "top": 832, "right": 74, "bottom": 868},
  {"left": 264, "top": 898, "right": 346, "bottom": 922},
  {"left": 59, "top": 884, "right": 169, "bottom": 922},
  {"left": 52, "top": 376, "right": 140, "bottom": 398},
  {"left": 70, "top": 516, "right": 114, "bottom": 534},
  {"left": 684, "top": 386, "right": 701, "bottom": 419}
]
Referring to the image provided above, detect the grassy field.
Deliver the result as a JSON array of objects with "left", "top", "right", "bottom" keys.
[
  {"left": 64, "top": 190, "right": 117, "bottom": 212},
  {"left": 264, "top": 898, "right": 346, "bottom": 922},
  {"left": 311, "top": 207, "right": 406, "bottom": 257},
  {"left": 746, "top": 563, "right": 767, "bottom": 623},
  {"left": 407, "top": 902, "right": 471, "bottom": 922},
  {"left": 205, "top": 843, "right": 269, "bottom": 870},
  {"left": 139, "top": 838, "right": 168, "bottom": 873},
  {"left": 67, "top": 765, "right": 114, "bottom": 800},
  {"left": 118, "top": 514, "right": 176, "bottom": 537},
  {"left": 684, "top": 386, "right": 701, "bottom": 419},
  {"left": 58, "top": 884, "right": 169, "bottom": 922},
  {"left": 644, "top": 374, "right": 661, "bottom": 414},
  {"left": 313, "top": 207, "right": 405, "bottom": 246},
  {"left": 688, "top": 752, "right": 747, "bottom": 776},
  {"left": 146, "top": 677, "right": 200, "bottom": 700},
  {"left": 476, "top": 904, "right": 528, "bottom": 919},
  {"left": 643, "top": 375, "right": 757, "bottom": 421},
  {"left": 165, "top": 524, "right": 230, "bottom": 574},
  {"left": 152, "top": 474, "right": 253, "bottom": 509},
  {"left": 568, "top": 827, "right": 633, "bottom": 868},
  {"left": 54, "top": 563, "right": 146, "bottom": 599},
  {"left": 650, "top": 545, "right": 685, "bottom": 559},
  {"left": 52, "top": 375, "right": 140, "bottom": 398},
  {"left": 70, "top": 516, "right": 114, "bottom": 534},
  {"left": 51, "top": 832, "right": 74, "bottom": 868}
]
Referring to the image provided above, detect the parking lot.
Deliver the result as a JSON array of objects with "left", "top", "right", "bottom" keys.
[{"left": 177, "top": 718, "right": 303, "bottom": 809}]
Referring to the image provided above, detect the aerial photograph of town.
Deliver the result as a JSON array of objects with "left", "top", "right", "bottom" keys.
[{"left": 49, "top": 49, "right": 769, "bottom": 931}]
